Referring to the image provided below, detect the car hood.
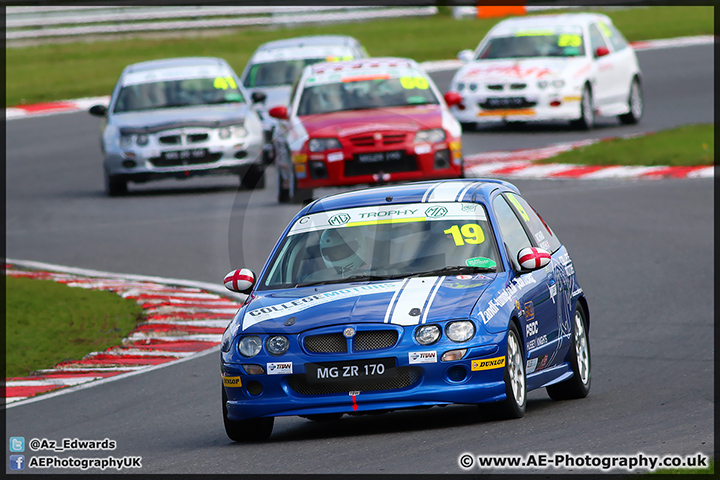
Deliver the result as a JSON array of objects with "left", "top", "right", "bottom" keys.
[
  {"left": 109, "top": 103, "right": 251, "bottom": 130},
  {"left": 249, "top": 86, "right": 292, "bottom": 113},
  {"left": 299, "top": 105, "right": 444, "bottom": 138},
  {"left": 239, "top": 275, "right": 496, "bottom": 333},
  {"left": 455, "top": 57, "right": 589, "bottom": 82}
]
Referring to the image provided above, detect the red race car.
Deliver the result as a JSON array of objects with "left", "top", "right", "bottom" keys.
[{"left": 268, "top": 57, "right": 464, "bottom": 203}]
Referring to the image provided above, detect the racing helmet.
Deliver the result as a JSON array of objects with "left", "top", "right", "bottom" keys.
[{"left": 319, "top": 227, "right": 367, "bottom": 273}]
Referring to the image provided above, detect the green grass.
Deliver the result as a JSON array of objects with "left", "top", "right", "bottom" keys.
[
  {"left": 5, "top": 6, "right": 714, "bottom": 107},
  {"left": 5, "top": 276, "right": 144, "bottom": 378},
  {"left": 538, "top": 124, "right": 715, "bottom": 167},
  {"left": 650, "top": 458, "right": 713, "bottom": 475}
]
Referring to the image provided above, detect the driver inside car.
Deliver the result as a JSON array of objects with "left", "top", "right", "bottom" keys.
[{"left": 319, "top": 227, "right": 370, "bottom": 277}]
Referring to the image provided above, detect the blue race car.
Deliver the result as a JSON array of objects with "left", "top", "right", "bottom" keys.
[{"left": 221, "top": 178, "right": 590, "bottom": 441}]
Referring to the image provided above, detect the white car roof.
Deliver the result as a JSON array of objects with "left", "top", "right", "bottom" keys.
[
  {"left": 123, "top": 57, "right": 231, "bottom": 74},
  {"left": 309, "top": 57, "right": 419, "bottom": 74},
  {"left": 301, "top": 57, "right": 423, "bottom": 86},
  {"left": 488, "top": 12, "right": 613, "bottom": 36},
  {"left": 250, "top": 45, "right": 356, "bottom": 64}
]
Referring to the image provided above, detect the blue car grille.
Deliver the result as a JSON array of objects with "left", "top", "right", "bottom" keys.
[
  {"left": 287, "top": 366, "right": 422, "bottom": 395},
  {"left": 354, "top": 330, "right": 398, "bottom": 351},
  {"left": 305, "top": 333, "right": 346, "bottom": 353},
  {"left": 304, "top": 330, "right": 399, "bottom": 353}
]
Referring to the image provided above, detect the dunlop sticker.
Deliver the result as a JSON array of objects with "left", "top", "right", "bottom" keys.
[
  {"left": 471, "top": 356, "right": 505, "bottom": 371},
  {"left": 222, "top": 376, "right": 242, "bottom": 387}
]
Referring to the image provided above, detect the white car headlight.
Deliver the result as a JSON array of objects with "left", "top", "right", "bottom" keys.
[
  {"left": 413, "top": 129, "right": 446, "bottom": 144},
  {"left": 136, "top": 134, "right": 149, "bottom": 146},
  {"left": 238, "top": 336, "right": 262, "bottom": 358},
  {"left": 456, "top": 82, "right": 465, "bottom": 92},
  {"left": 232, "top": 125, "right": 248, "bottom": 138},
  {"left": 537, "top": 80, "right": 549, "bottom": 90},
  {"left": 308, "top": 138, "right": 341, "bottom": 152},
  {"left": 415, "top": 324, "right": 441, "bottom": 345},
  {"left": 119, "top": 135, "right": 133, "bottom": 148},
  {"left": 552, "top": 79, "right": 565, "bottom": 89},
  {"left": 445, "top": 321, "right": 475, "bottom": 342},
  {"left": 219, "top": 128, "right": 232, "bottom": 139}
]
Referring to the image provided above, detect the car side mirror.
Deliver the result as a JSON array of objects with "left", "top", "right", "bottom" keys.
[
  {"left": 251, "top": 91, "right": 267, "bottom": 104},
  {"left": 89, "top": 104, "right": 108, "bottom": 117},
  {"left": 517, "top": 247, "right": 551, "bottom": 271},
  {"left": 443, "top": 91, "right": 463, "bottom": 108},
  {"left": 595, "top": 46, "right": 610, "bottom": 58},
  {"left": 457, "top": 49, "right": 474, "bottom": 63},
  {"left": 268, "top": 105, "right": 288, "bottom": 120},
  {"left": 224, "top": 268, "right": 256, "bottom": 293}
]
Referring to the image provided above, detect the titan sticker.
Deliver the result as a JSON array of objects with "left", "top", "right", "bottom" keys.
[
  {"left": 471, "top": 356, "right": 505, "bottom": 371},
  {"left": 409, "top": 351, "right": 437, "bottom": 364},
  {"left": 267, "top": 362, "right": 293, "bottom": 375}
]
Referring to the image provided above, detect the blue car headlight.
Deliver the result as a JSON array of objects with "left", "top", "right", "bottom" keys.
[
  {"left": 238, "top": 336, "right": 262, "bottom": 358},
  {"left": 445, "top": 321, "right": 475, "bottom": 342},
  {"left": 415, "top": 324, "right": 441, "bottom": 345},
  {"left": 266, "top": 335, "right": 289, "bottom": 356}
]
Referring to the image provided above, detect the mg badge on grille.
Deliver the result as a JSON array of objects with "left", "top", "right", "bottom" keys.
[
  {"left": 373, "top": 132, "right": 382, "bottom": 141},
  {"left": 343, "top": 327, "right": 356, "bottom": 338}
]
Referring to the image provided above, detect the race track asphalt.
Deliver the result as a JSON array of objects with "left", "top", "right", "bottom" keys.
[{"left": 4, "top": 44, "right": 714, "bottom": 474}]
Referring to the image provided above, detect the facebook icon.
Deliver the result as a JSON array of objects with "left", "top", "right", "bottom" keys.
[{"left": 10, "top": 455, "right": 25, "bottom": 470}]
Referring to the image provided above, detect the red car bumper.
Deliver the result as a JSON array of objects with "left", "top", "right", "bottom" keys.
[{"left": 294, "top": 140, "right": 463, "bottom": 189}]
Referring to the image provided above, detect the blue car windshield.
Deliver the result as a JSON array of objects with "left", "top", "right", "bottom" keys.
[{"left": 261, "top": 203, "right": 502, "bottom": 289}]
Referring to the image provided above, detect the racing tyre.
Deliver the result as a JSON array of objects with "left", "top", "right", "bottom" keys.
[
  {"left": 222, "top": 386, "right": 274, "bottom": 442},
  {"left": 289, "top": 170, "right": 313, "bottom": 205},
  {"left": 277, "top": 168, "right": 290, "bottom": 203},
  {"left": 240, "top": 165, "right": 266, "bottom": 190},
  {"left": 619, "top": 78, "right": 643, "bottom": 125},
  {"left": 104, "top": 171, "right": 127, "bottom": 197},
  {"left": 571, "top": 85, "right": 594, "bottom": 130},
  {"left": 546, "top": 304, "right": 591, "bottom": 400},
  {"left": 481, "top": 323, "right": 526, "bottom": 420}
]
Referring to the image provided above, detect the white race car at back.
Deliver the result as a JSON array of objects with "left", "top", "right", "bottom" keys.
[{"left": 448, "top": 13, "right": 643, "bottom": 130}]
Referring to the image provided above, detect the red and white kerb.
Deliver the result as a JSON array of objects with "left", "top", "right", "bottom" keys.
[
  {"left": 518, "top": 247, "right": 551, "bottom": 270},
  {"left": 224, "top": 269, "right": 255, "bottom": 292}
]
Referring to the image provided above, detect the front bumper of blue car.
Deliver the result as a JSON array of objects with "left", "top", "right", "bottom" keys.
[{"left": 222, "top": 332, "right": 509, "bottom": 420}]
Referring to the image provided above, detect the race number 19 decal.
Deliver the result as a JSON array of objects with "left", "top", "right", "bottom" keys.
[
  {"left": 444, "top": 224, "right": 485, "bottom": 246},
  {"left": 506, "top": 193, "right": 530, "bottom": 222}
]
